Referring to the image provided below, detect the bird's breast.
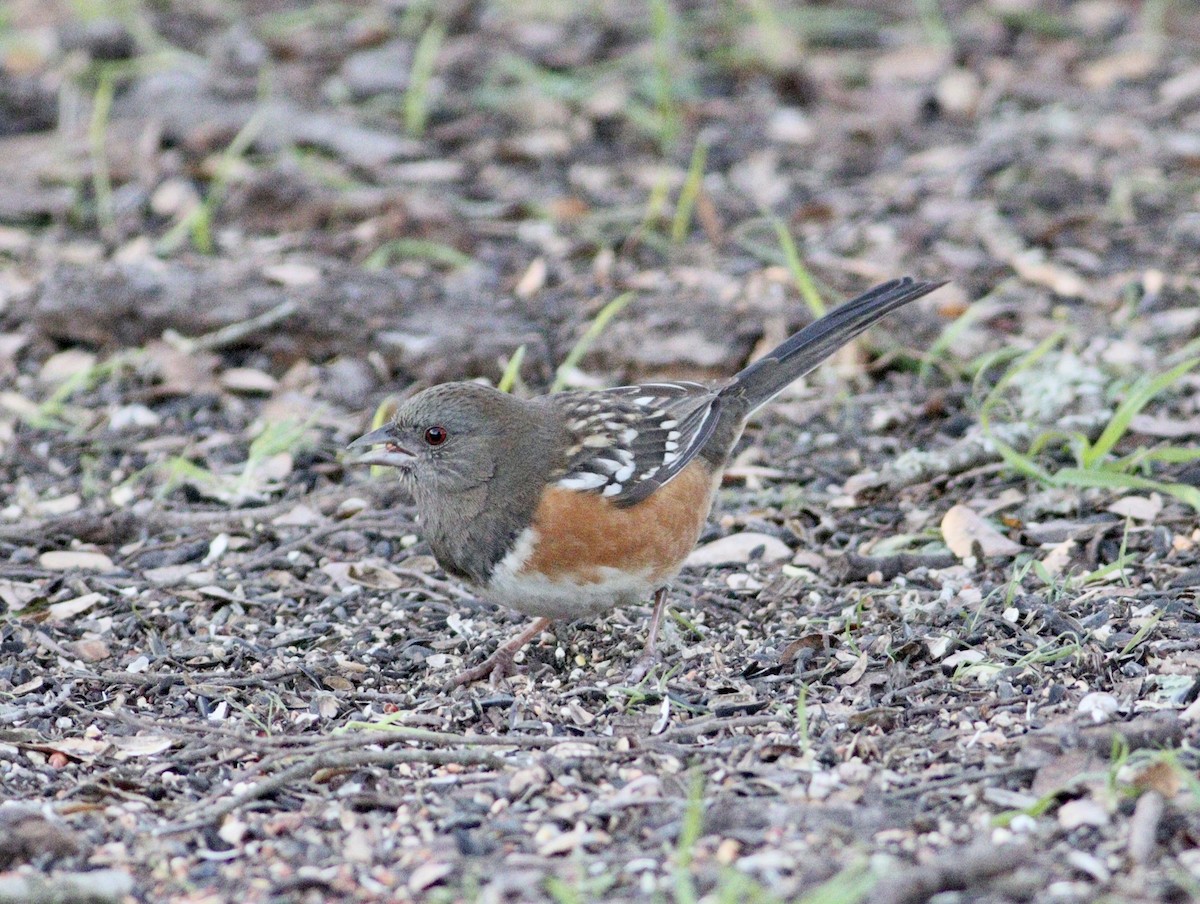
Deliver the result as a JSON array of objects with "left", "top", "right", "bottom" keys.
[{"left": 482, "top": 460, "right": 720, "bottom": 620}]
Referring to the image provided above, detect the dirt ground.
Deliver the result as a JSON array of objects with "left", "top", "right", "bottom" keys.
[{"left": 2, "top": 1, "right": 1200, "bottom": 902}]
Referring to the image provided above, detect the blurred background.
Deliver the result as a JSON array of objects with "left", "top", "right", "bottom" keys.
[
  {"left": 4, "top": 4, "right": 1200, "bottom": 901},
  {"left": 1, "top": 0, "right": 1196, "bottom": 393}
]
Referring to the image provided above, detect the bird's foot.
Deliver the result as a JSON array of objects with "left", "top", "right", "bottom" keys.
[
  {"left": 444, "top": 649, "right": 517, "bottom": 689},
  {"left": 443, "top": 617, "right": 553, "bottom": 689},
  {"left": 624, "top": 586, "right": 670, "bottom": 685}
]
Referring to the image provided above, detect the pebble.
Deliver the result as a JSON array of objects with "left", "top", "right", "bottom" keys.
[{"left": 338, "top": 40, "right": 413, "bottom": 100}]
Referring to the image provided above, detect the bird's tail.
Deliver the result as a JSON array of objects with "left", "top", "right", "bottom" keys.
[{"left": 722, "top": 276, "right": 945, "bottom": 413}]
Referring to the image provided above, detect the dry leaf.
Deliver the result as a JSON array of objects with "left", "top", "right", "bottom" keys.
[
  {"left": 221, "top": 367, "right": 278, "bottom": 395},
  {"left": 1010, "top": 250, "right": 1088, "bottom": 298},
  {"left": 1040, "top": 539, "right": 1076, "bottom": 576},
  {"left": 408, "top": 862, "right": 454, "bottom": 893},
  {"left": 838, "top": 651, "right": 870, "bottom": 687},
  {"left": 321, "top": 561, "right": 406, "bottom": 591},
  {"left": 47, "top": 592, "right": 105, "bottom": 621},
  {"left": 941, "top": 505, "right": 1023, "bottom": 559},
  {"left": 1107, "top": 494, "right": 1162, "bottom": 522},
  {"left": 39, "top": 551, "right": 115, "bottom": 572},
  {"left": 685, "top": 532, "right": 791, "bottom": 567},
  {"left": 515, "top": 257, "right": 547, "bottom": 298},
  {"left": 1132, "top": 761, "right": 1181, "bottom": 798},
  {"left": 1057, "top": 798, "right": 1109, "bottom": 829},
  {"left": 263, "top": 261, "right": 321, "bottom": 287},
  {"left": 39, "top": 349, "right": 97, "bottom": 384},
  {"left": 111, "top": 735, "right": 174, "bottom": 759}
]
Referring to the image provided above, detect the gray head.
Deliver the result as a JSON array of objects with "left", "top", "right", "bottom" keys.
[
  {"left": 349, "top": 382, "right": 568, "bottom": 583},
  {"left": 348, "top": 382, "right": 541, "bottom": 499}
]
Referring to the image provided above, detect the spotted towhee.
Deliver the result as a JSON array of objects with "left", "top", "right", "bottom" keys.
[{"left": 349, "top": 277, "right": 945, "bottom": 686}]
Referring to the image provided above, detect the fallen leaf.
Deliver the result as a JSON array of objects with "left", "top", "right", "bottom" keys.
[
  {"left": 941, "top": 505, "right": 1023, "bottom": 559},
  {"left": 1040, "top": 539, "right": 1076, "bottom": 576},
  {"left": 1010, "top": 250, "right": 1088, "bottom": 298},
  {"left": 39, "top": 551, "right": 115, "bottom": 572},
  {"left": 69, "top": 638, "right": 111, "bottom": 662},
  {"left": 837, "top": 651, "right": 869, "bottom": 687},
  {"left": 1132, "top": 760, "right": 1182, "bottom": 798},
  {"left": 322, "top": 561, "right": 406, "bottom": 590},
  {"left": 47, "top": 592, "right": 105, "bottom": 620},
  {"left": 685, "top": 532, "right": 791, "bottom": 567},
  {"left": 110, "top": 735, "right": 174, "bottom": 759},
  {"left": 1106, "top": 494, "right": 1162, "bottom": 522},
  {"left": 220, "top": 367, "right": 278, "bottom": 395},
  {"left": 263, "top": 261, "right": 321, "bottom": 287},
  {"left": 39, "top": 349, "right": 97, "bottom": 384},
  {"left": 271, "top": 504, "right": 323, "bottom": 526},
  {"left": 1057, "top": 798, "right": 1109, "bottom": 829}
]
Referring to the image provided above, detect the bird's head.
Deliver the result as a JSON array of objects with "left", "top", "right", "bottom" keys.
[{"left": 347, "top": 382, "right": 530, "bottom": 499}]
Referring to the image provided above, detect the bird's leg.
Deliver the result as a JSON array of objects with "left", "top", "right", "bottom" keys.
[
  {"left": 445, "top": 617, "right": 553, "bottom": 688},
  {"left": 626, "top": 586, "right": 670, "bottom": 684}
]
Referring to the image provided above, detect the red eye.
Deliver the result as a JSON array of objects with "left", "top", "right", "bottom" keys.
[{"left": 424, "top": 426, "right": 448, "bottom": 446}]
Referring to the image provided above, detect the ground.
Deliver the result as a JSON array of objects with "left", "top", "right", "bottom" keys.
[{"left": 2, "top": 1, "right": 1200, "bottom": 902}]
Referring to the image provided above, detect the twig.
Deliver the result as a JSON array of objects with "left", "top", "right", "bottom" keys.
[
  {"left": 651, "top": 713, "right": 783, "bottom": 742},
  {"left": 834, "top": 552, "right": 958, "bottom": 583},
  {"left": 72, "top": 667, "right": 308, "bottom": 689},
  {"left": 164, "top": 299, "right": 298, "bottom": 353},
  {"left": 870, "top": 841, "right": 1032, "bottom": 904},
  {"left": 0, "top": 869, "right": 133, "bottom": 904},
  {"left": 1128, "top": 790, "right": 1164, "bottom": 865},
  {"left": 0, "top": 486, "right": 373, "bottom": 542},
  {"left": 0, "top": 683, "right": 77, "bottom": 725},
  {"left": 158, "top": 745, "right": 505, "bottom": 834}
]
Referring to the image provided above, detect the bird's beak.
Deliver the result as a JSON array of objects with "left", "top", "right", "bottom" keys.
[{"left": 346, "top": 426, "right": 416, "bottom": 467}]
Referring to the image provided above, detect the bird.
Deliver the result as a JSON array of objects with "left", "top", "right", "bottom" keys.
[{"left": 349, "top": 277, "right": 946, "bottom": 687}]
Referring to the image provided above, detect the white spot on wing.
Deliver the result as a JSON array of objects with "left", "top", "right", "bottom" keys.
[
  {"left": 559, "top": 471, "right": 608, "bottom": 490},
  {"left": 603, "top": 483, "right": 623, "bottom": 497}
]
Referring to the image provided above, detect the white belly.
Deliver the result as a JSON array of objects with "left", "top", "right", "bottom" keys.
[{"left": 484, "top": 527, "right": 658, "bottom": 619}]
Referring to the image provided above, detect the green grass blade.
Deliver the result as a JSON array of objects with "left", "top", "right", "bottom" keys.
[
  {"left": 1081, "top": 356, "right": 1200, "bottom": 468},
  {"left": 1052, "top": 468, "right": 1200, "bottom": 511},
  {"left": 551, "top": 292, "right": 636, "bottom": 392},
  {"left": 919, "top": 301, "right": 983, "bottom": 383},
  {"left": 671, "top": 139, "right": 708, "bottom": 244},
  {"left": 648, "top": 0, "right": 682, "bottom": 152},
  {"left": 405, "top": 20, "right": 445, "bottom": 138},
  {"left": 496, "top": 344, "right": 526, "bottom": 394},
  {"left": 770, "top": 217, "right": 825, "bottom": 317},
  {"left": 364, "top": 239, "right": 473, "bottom": 270},
  {"left": 796, "top": 860, "right": 874, "bottom": 904},
  {"left": 89, "top": 67, "right": 116, "bottom": 234}
]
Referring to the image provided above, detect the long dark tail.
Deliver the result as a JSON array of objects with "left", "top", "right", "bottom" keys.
[{"left": 723, "top": 276, "right": 945, "bottom": 413}]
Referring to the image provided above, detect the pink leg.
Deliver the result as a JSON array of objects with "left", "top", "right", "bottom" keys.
[
  {"left": 627, "top": 587, "right": 670, "bottom": 683},
  {"left": 445, "top": 617, "right": 553, "bottom": 688}
]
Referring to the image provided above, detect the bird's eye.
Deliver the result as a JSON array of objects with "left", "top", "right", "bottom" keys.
[{"left": 423, "top": 426, "right": 448, "bottom": 446}]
